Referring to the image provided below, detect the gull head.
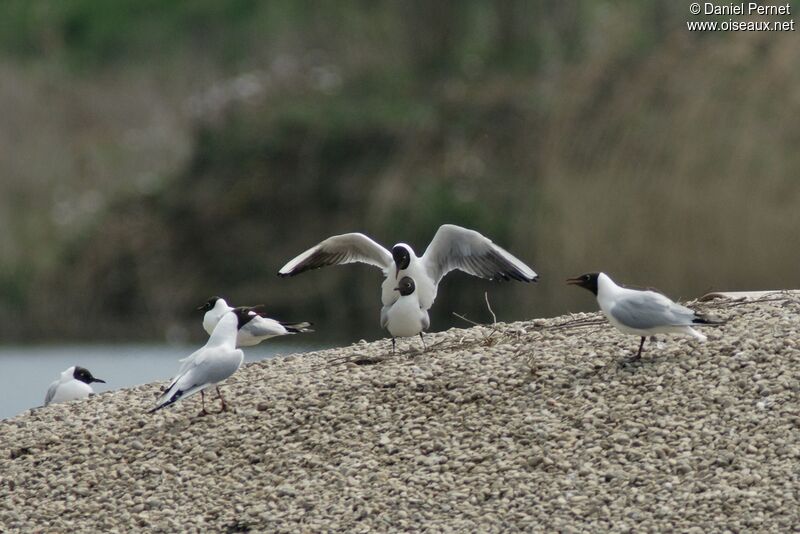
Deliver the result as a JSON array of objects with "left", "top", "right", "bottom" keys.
[
  {"left": 566, "top": 272, "right": 600, "bottom": 296},
  {"left": 198, "top": 296, "right": 223, "bottom": 312},
  {"left": 232, "top": 307, "right": 257, "bottom": 329},
  {"left": 391, "top": 244, "right": 412, "bottom": 279},
  {"left": 73, "top": 366, "right": 105, "bottom": 384},
  {"left": 394, "top": 276, "right": 416, "bottom": 296}
]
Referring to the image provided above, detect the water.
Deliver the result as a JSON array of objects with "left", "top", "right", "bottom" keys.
[{"left": 0, "top": 342, "right": 322, "bottom": 420}]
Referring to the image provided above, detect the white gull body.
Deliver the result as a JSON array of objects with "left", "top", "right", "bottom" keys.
[
  {"left": 596, "top": 272, "right": 707, "bottom": 341},
  {"left": 381, "top": 277, "right": 430, "bottom": 339},
  {"left": 201, "top": 297, "right": 312, "bottom": 348},
  {"left": 44, "top": 366, "right": 104, "bottom": 406},
  {"left": 152, "top": 311, "right": 244, "bottom": 413}
]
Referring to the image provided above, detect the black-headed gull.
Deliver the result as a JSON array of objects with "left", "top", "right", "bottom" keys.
[
  {"left": 151, "top": 309, "right": 246, "bottom": 415},
  {"left": 381, "top": 276, "right": 429, "bottom": 353},
  {"left": 198, "top": 296, "right": 313, "bottom": 347},
  {"left": 567, "top": 272, "right": 722, "bottom": 361},
  {"left": 44, "top": 366, "right": 105, "bottom": 406},
  {"left": 278, "top": 224, "right": 538, "bottom": 312}
]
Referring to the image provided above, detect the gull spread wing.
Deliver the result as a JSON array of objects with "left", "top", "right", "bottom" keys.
[
  {"left": 278, "top": 233, "right": 392, "bottom": 277},
  {"left": 609, "top": 291, "right": 697, "bottom": 330},
  {"left": 422, "top": 224, "right": 537, "bottom": 284}
]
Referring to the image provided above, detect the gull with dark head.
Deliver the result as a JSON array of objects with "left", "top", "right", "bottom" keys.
[
  {"left": 381, "top": 276, "right": 430, "bottom": 353},
  {"left": 278, "top": 224, "right": 538, "bottom": 313},
  {"left": 44, "top": 366, "right": 105, "bottom": 406},
  {"left": 151, "top": 308, "right": 248, "bottom": 415},
  {"left": 198, "top": 296, "right": 313, "bottom": 348},
  {"left": 567, "top": 272, "right": 723, "bottom": 362}
]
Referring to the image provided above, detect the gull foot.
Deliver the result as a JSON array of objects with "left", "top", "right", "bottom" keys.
[{"left": 618, "top": 355, "right": 643, "bottom": 368}]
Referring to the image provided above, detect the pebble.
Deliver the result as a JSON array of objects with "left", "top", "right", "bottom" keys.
[{"left": 0, "top": 294, "right": 798, "bottom": 531}]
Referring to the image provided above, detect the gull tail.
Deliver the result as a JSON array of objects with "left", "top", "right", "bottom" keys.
[
  {"left": 280, "top": 321, "right": 314, "bottom": 334},
  {"left": 149, "top": 389, "right": 184, "bottom": 413},
  {"left": 692, "top": 312, "right": 725, "bottom": 326}
]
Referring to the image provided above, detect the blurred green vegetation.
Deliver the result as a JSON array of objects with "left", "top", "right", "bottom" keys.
[
  {"left": 0, "top": 0, "right": 603, "bottom": 74},
  {"left": 0, "top": 1, "right": 798, "bottom": 343},
  {"left": 1, "top": 0, "right": 269, "bottom": 68}
]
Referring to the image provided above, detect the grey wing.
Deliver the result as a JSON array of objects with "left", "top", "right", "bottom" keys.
[
  {"left": 245, "top": 317, "right": 290, "bottom": 338},
  {"left": 156, "top": 352, "right": 217, "bottom": 407},
  {"left": 190, "top": 347, "right": 243, "bottom": 385},
  {"left": 164, "top": 347, "right": 228, "bottom": 399},
  {"left": 167, "top": 347, "right": 204, "bottom": 390},
  {"left": 609, "top": 292, "right": 697, "bottom": 329},
  {"left": 278, "top": 233, "right": 392, "bottom": 277},
  {"left": 422, "top": 224, "right": 537, "bottom": 284},
  {"left": 44, "top": 381, "right": 59, "bottom": 406}
]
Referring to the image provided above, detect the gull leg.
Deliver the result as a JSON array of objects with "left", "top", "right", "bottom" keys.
[
  {"left": 198, "top": 390, "right": 210, "bottom": 417},
  {"left": 419, "top": 332, "right": 427, "bottom": 352},
  {"left": 620, "top": 337, "right": 646, "bottom": 366},
  {"left": 216, "top": 386, "right": 228, "bottom": 412},
  {"left": 392, "top": 337, "right": 396, "bottom": 355},
  {"left": 632, "top": 336, "right": 646, "bottom": 360}
]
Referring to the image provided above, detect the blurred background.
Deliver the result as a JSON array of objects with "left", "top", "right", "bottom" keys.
[{"left": 1, "top": 0, "right": 798, "bottom": 351}]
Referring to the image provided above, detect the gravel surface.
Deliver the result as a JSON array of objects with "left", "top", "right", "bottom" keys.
[{"left": 1, "top": 293, "right": 798, "bottom": 532}]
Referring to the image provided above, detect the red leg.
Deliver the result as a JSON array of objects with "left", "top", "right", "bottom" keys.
[
  {"left": 198, "top": 390, "right": 210, "bottom": 416},
  {"left": 216, "top": 386, "right": 228, "bottom": 412}
]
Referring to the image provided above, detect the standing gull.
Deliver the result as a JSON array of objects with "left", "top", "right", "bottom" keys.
[
  {"left": 151, "top": 309, "right": 247, "bottom": 415},
  {"left": 198, "top": 296, "right": 313, "bottom": 348},
  {"left": 278, "top": 224, "right": 538, "bottom": 313},
  {"left": 567, "top": 272, "right": 722, "bottom": 361},
  {"left": 44, "top": 366, "right": 105, "bottom": 406},
  {"left": 382, "top": 276, "right": 429, "bottom": 353}
]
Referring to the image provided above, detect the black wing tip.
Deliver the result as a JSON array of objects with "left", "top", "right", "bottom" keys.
[
  {"left": 693, "top": 314, "right": 725, "bottom": 325},
  {"left": 148, "top": 403, "right": 167, "bottom": 414},
  {"left": 150, "top": 389, "right": 185, "bottom": 413},
  {"left": 286, "top": 328, "right": 315, "bottom": 334},
  {"left": 150, "top": 397, "right": 176, "bottom": 413},
  {"left": 282, "top": 321, "right": 314, "bottom": 333},
  {"left": 490, "top": 270, "right": 538, "bottom": 283}
]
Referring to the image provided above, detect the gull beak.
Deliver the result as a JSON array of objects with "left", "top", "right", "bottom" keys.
[
  {"left": 196, "top": 304, "right": 206, "bottom": 311},
  {"left": 393, "top": 287, "right": 400, "bottom": 291},
  {"left": 394, "top": 266, "right": 400, "bottom": 280},
  {"left": 92, "top": 378, "right": 106, "bottom": 384},
  {"left": 565, "top": 277, "right": 583, "bottom": 286}
]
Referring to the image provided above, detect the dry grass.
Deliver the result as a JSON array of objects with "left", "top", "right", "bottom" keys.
[
  {"left": 530, "top": 30, "right": 800, "bottom": 317},
  {"left": 1, "top": 5, "right": 799, "bottom": 340}
]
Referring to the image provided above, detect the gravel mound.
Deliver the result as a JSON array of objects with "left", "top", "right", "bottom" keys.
[{"left": 1, "top": 293, "right": 798, "bottom": 532}]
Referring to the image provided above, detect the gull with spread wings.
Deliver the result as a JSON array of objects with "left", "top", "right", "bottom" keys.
[{"left": 278, "top": 224, "right": 538, "bottom": 316}]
